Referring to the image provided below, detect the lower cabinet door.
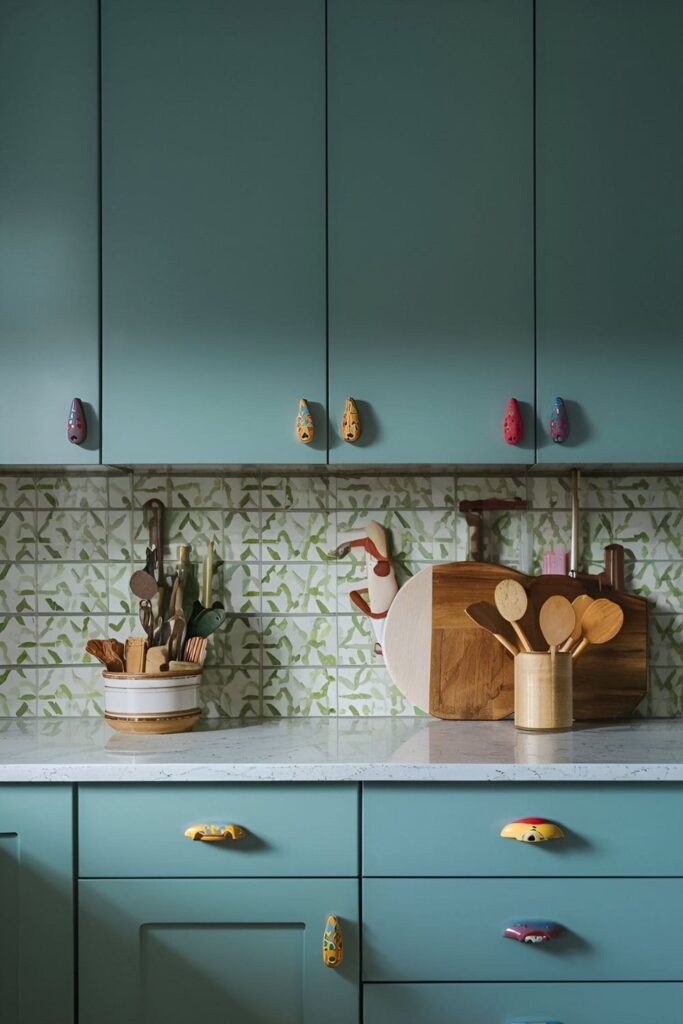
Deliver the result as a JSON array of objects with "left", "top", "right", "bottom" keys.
[
  {"left": 79, "top": 878, "right": 358, "bottom": 1024},
  {"left": 0, "top": 785, "right": 73, "bottom": 1023},
  {"left": 364, "top": 982, "right": 683, "bottom": 1023}
]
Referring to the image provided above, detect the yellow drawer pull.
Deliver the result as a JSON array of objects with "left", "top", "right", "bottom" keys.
[
  {"left": 184, "top": 824, "right": 247, "bottom": 842},
  {"left": 500, "top": 818, "right": 564, "bottom": 843},
  {"left": 323, "top": 914, "right": 343, "bottom": 968}
]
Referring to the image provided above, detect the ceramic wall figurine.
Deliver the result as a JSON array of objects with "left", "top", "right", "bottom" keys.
[
  {"left": 296, "top": 398, "right": 314, "bottom": 443},
  {"left": 329, "top": 521, "right": 398, "bottom": 656},
  {"left": 503, "top": 921, "right": 564, "bottom": 944},
  {"left": 503, "top": 397, "right": 523, "bottom": 445},
  {"left": 341, "top": 397, "right": 361, "bottom": 443},
  {"left": 323, "top": 915, "right": 343, "bottom": 968},
  {"left": 549, "top": 397, "right": 569, "bottom": 443},
  {"left": 67, "top": 398, "right": 87, "bottom": 445},
  {"left": 500, "top": 818, "right": 565, "bottom": 843}
]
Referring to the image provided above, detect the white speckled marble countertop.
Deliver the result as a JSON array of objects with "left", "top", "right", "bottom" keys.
[{"left": 0, "top": 717, "right": 682, "bottom": 782}]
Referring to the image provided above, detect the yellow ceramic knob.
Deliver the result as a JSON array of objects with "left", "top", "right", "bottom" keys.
[
  {"left": 500, "top": 818, "right": 565, "bottom": 843},
  {"left": 323, "top": 914, "right": 343, "bottom": 968},
  {"left": 184, "top": 824, "right": 247, "bottom": 842},
  {"left": 341, "top": 398, "right": 361, "bottom": 443}
]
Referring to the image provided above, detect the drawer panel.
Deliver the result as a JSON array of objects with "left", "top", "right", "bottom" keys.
[
  {"left": 79, "top": 784, "right": 358, "bottom": 877},
  {"left": 363, "top": 782, "right": 683, "bottom": 876},
  {"left": 364, "top": 982, "right": 683, "bottom": 1023},
  {"left": 363, "top": 878, "right": 683, "bottom": 981}
]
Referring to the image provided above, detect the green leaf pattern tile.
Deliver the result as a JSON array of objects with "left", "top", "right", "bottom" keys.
[{"left": 1, "top": 470, "right": 683, "bottom": 716}]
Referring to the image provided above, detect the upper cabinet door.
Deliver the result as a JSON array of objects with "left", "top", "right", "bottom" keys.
[
  {"left": 0, "top": 0, "right": 99, "bottom": 464},
  {"left": 537, "top": 1, "right": 683, "bottom": 463},
  {"left": 101, "top": 0, "right": 326, "bottom": 464},
  {"left": 327, "top": 0, "right": 534, "bottom": 464}
]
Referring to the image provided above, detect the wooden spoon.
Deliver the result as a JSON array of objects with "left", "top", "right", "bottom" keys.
[
  {"left": 494, "top": 579, "right": 533, "bottom": 652},
  {"left": 572, "top": 598, "right": 624, "bottom": 660},
  {"left": 559, "top": 594, "right": 594, "bottom": 653},
  {"left": 465, "top": 602, "right": 519, "bottom": 657},
  {"left": 538, "top": 595, "right": 576, "bottom": 656}
]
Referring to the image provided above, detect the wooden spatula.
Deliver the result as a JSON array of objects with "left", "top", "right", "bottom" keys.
[
  {"left": 572, "top": 598, "right": 624, "bottom": 660},
  {"left": 559, "top": 594, "right": 594, "bottom": 653},
  {"left": 538, "top": 595, "right": 575, "bottom": 655},
  {"left": 494, "top": 579, "right": 533, "bottom": 652},
  {"left": 465, "top": 602, "right": 519, "bottom": 656}
]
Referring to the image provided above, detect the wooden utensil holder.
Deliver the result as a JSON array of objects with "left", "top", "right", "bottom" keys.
[{"left": 514, "top": 652, "right": 573, "bottom": 732}]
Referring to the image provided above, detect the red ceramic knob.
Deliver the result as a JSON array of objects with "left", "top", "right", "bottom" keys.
[
  {"left": 503, "top": 398, "right": 523, "bottom": 445},
  {"left": 67, "top": 398, "right": 87, "bottom": 445}
]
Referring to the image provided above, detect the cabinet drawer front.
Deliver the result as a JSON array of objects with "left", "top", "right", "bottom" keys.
[
  {"left": 363, "top": 878, "right": 683, "bottom": 981},
  {"left": 364, "top": 782, "right": 683, "bottom": 876},
  {"left": 364, "top": 982, "right": 683, "bottom": 1023},
  {"left": 79, "top": 784, "right": 358, "bottom": 877}
]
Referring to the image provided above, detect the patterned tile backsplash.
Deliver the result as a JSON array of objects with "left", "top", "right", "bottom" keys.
[{"left": 0, "top": 471, "right": 681, "bottom": 718}]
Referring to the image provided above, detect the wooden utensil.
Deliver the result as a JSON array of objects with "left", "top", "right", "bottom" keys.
[
  {"left": 464, "top": 602, "right": 519, "bottom": 656},
  {"left": 143, "top": 498, "right": 165, "bottom": 619},
  {"left": 129, "top": 546, "right": 158, "bottom": 601},
  {"left": 525, "top": 572, "right": 647, "bottom": 720},
  {"left": 572, "top": 598, "right": 624, "bottom": 660},
  {"left": 139, "top": 598, "right": 155, "bottom": 645},
  {"left": 383, "top": 562, "right": 530, "bottom": 719},
  {"left": 559, "top": 593, "right": 594, "bottom": 653},
  {"left": 494, "top": 579, "right": 533, "bottom": 653},
  {"left": 538, "top": 595, "right": 576, "bottom": 655}
]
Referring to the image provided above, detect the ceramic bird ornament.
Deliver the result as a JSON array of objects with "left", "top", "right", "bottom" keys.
[
  {"left": 503, "top": 398, "right": 523, "bottom": 445},
  {"left": 296, "top": 398, "right": 314, "bottom": 444},
  {"left": 67, "top": 398, "right": 87, "bottom": 445},
  {"left": 342, "top": 397, "right": 361, "bottom": 443},
  {"left": 549, "top": 397, "right": 569, "bottom": 443}
]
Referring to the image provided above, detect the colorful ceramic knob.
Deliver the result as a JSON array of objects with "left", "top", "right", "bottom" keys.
[
  {"left": 549, "top": 397, "right": 569, "bottom": 443},
  {"left": 503, "top": 921, "right": 564, "bottom": 944},
  {"left": 67, "top": 398, "right": 87, "bottom": 445},
  {"left": 342, "top": 397, "right": 361, "bottom": 443},
  {"left": 500, "top": 818, "right": 565, "bottom": 843},
  {"left": 296, "top": 398, "right": 314, "bottom": 444},
  {"left": 323, "top": 915, "right": 344, "bottom": 968},
  {"left": 503, "top": 398, "right": 523, "bottom": 445}
]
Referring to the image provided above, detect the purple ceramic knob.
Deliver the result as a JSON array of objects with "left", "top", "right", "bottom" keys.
[
  {"left": 550, "top": 397, "right": 569, "bottom": 443},
  {"left": 67, "top": 398, "right": 87, "bottom": 445}
]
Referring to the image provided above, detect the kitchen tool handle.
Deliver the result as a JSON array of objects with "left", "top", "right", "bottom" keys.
[
  {"left": 511, "top": 621, "right": 533, "bottom": 653},
  {"left": 322, "top": 914, "right": 344, "bottom": 968},
  {"left": 500, "top": 818, "right": 565, "bottom": 843},
  {"left": 184, "top": 824, "right": 247, "bottom": 842}
]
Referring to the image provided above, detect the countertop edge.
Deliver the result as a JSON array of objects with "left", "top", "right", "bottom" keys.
[{"left": 4, "top": 763, "right": 683, "bottom": 783}]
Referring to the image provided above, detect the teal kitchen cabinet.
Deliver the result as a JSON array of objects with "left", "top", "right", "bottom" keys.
[
  {"left": 101, "top": 0, "right": 326, "bottom": 465},
  {"left": 80, "top": 878, "right": 359, "bottom": 1024},
  {"left": 0, "top": 0, "right": 99, "bottom": 464},
  {"left": 365, "top": 982, "right": 683, "bottom": 1024},
  {"left": 0, "top": 786, "right": 73, "bottom": 1023},
  {"left": 327, "top": 0, "right": 534, "bottom": 464},
  {"left": 536, "top": 0, "right": 683, "bottom": 463}
]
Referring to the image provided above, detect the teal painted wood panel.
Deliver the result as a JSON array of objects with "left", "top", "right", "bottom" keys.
[
  {"left": 327, "top": 0, "right": 534, "bottom": 464},
  {"left": 0, "top": 0, "right": 99, "bottom": 464},
  {"left": 101, "top": 0, "right": 326, "bottom": 464},
  {"left": 536, "top": 0, "right": 683, "bottom": 463},
  {"left": 363, "top": 782, "right": 683, "bottom": 877},
  {"left": 79, "top": 783, "right": 358, "bottom": 877},
  {"left": 80, "top": 878, "right": 359, "bottom": 1023},
  {"left": 0, "top": 785, "right": 73, "bottom": 1022},
  {"left": 363, "top": 877, "right": 683, "bottom": 981},
  {"left": 365, "top": 982, "right": 683, "bottom": 1023}
]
